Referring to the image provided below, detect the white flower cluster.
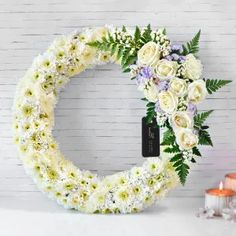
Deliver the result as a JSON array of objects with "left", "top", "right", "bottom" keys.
[
  {"left": 133, "top": 39, "right": 206, "bottom": 151},
  {"left": 13, "top": 26, "right": 179, "bottom": 214}
]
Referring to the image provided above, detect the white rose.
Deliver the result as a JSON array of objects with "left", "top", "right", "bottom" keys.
[
  {"left": 158, "top": 90, "right": 178, "bottom": 114},
  {"left": 183, "top": 54, "right": 203, "bottom": 80},
  {"left": 169, "top": 78, "right": 187, "bottom": 97},
  {"left": 176, "top": 128, "right": 198, "bottom": 150},
  {"left": 188, "top": 80, "right": 207, "bottom": 104},
  {"left": 143, "top": 81, "right": 158, "bottom": 102},
  {"left": 171, "top": 111, "right": 193, "bottom": 129},
  {"left": 137, "top": 42, "right": 161, "bottom": 67},
  {"left": 154, "top": 59, "right": 178, "bottom": 80}
]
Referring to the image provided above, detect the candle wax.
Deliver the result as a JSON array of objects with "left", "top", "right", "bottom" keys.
[
  {"left": 225, "top": 173, "right": 236, "bottom": 179},
  {"left": 206, "top": 188, "right": 236, "bottom": 197}
]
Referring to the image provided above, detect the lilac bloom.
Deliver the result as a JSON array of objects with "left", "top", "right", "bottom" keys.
[
  {"left": 165, "top": 55, "right": 173, "bottom": 61},
  {"left": 188, "top": 103, "right": 197, "bottom": 115},
  {"left": 136, "top": 67, "right": 153, "bottom": 87},
  {"left": 179, "top": 55, "right": 186, "bottom": 63},
  {"left": 140, "top": 66, "right": 153, "bottom": 79},
  {"left": 171, "top": 44, "right": 183, "bottom": 53},
  {"left": 136, "top": 75, "right": 149, "bottom": 86},
  {"left": 171, "top": 53, "right": 180, "bottom": 61},
  {"left": 158, "top": 80, "right": 169, "bottom": 92},
  {"left": 155, "top": 101, "right": 164, "bottom": 114}
]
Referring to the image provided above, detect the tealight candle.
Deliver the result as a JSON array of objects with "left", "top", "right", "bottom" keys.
[
  {"left": 225, "top": 173, "right": 236, "bottom": 192},
  {"left": 205, "top": 181, "right": 236, "bottom": 216}
]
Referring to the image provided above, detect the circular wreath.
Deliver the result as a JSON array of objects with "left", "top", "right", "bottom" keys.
[{"left": 13, "top": 25, "right": 231, "bottom": 214}]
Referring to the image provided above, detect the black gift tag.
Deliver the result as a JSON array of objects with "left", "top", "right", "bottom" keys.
[{"left": 142, "top": 117, "right": 160, "bottom": 157}]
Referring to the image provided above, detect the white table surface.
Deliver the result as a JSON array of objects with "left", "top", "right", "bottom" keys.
[{"left": 0, "top": 196, "right": 235, "bottom": 236}]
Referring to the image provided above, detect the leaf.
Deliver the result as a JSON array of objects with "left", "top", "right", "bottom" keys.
[
  {"left": 141, "top": 24, "right": 152, "bottom": 43},
  {"left": 122, "top": 54, "right": 137, "bottom": 68},
  {"left": 170, "top": 153, "right": 182, "bottom": 163},
  {"left": 170, "top": 153, "right": 189, "bottom": 185},
  {"left": 146, "top": 114, "right": 156, "bottom": 124},
  {"left": 198, "top": 130, "right": 213, "bottom": 146},
  {"left": 123, "top": 67, "right": 131, "bottom": 73},
  {"left": 122, "top": 25, "right": 127, "bottom": 32},
  {"left": 164, "top": 145, "right": 180, "bottom": 153},
  {"left": 161, "top": 128, "right": 175, "bottom": 146},
  {"left": 205, "top": 79, "right": 232, "bottom": 94},
  {"left": 182, "top": 30, "right": 201, "bottom": 55},
  {"left": 146, "top": 102, "right": 155, "bottom": 108},
  {"left": 192, "top": 147, "right": 201, "bottom": 156},
  {"left": 134, "top": 26, "right": 141, "bottom": 42},
  {"left": 141, "top": 98, "right": 148, "bottom": 101},
  {"left": 194, "top": 110, "right": 213, "bottom": 128},
  {"left": 176, "top": 162, "right": 190, "bottom": 185}
]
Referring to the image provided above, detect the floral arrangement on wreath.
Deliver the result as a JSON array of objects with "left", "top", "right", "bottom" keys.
[
  {"left": 13, "top": 25, "right": 231, "bottom": 214},
  {"left": 88, "top": 25, "right": 232, "bottom": 184}
]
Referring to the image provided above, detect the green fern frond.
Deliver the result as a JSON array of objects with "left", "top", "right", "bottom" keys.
[
  {"left": 205, "top": 79, "right": 232, "bottom": 94},
  {"left": 170, "top": 153, "right": 189, "bottom": 185},
  {"left": 182, "top": 30, "right": 201, "bottom": 55},
  {"left": 194, "top": 110, "right": 213, "bottom": 128}
]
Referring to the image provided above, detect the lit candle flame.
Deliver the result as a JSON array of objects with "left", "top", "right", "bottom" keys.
[{"left": 219, "top": 181, "right": 223, "bottom": 190}]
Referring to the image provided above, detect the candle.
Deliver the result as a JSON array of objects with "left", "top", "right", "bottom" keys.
[
  {"left": 225, "top": 173, "right": 236, "bottom": 192},
  {"left": 205, "top": 181, "right": 236, "bottom": 216}
]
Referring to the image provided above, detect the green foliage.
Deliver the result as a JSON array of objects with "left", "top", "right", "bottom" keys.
[
  {"left": 198, "top": 130, "right": 213, "bottom": 146},
  {"left": 194, "top": 110, "right": 213, "bottom": 128},
  {"left": 134, "top": 26, "right": 141, "bottom": 43},
  {"left": 87, "top": 33, "right": 136, "bottom": 72},
  {"left": 194, "top": 110, "right": 213, "bottom": 146},
  {"left": 161, "top": 129, "right": 175, "bottom": 146},
  {"left": 141, "top": 98, "right": 148, "bottom": 101},
  {"left": 192, "top": 147, "right": 201, "bottom": 156},
  {"left": 145, "top": 102, "right": 156, "bottom": 124},
  {"left": 140, "top": 24, "right": 152, "bottom": 43},
  {"left": 170, "top": 153, "right": 190, "bottom": 185},
  {"left": 205, "top": 79, "right": 232, "bottom": 94},
  {"left": 182, "top": 30, "right": 201, "bottom": 55},
  {"left": 164, "top": 145, "right": 180, "bottom": 153}
]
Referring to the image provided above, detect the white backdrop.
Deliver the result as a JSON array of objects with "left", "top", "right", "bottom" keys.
[{"left": 0, "top": 0, "right": 235, "bottom": 205}]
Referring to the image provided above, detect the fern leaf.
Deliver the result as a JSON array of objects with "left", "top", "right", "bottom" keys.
[
  {"left": 198, "top": 130, "right": 213, "bottom": 146},
  {"left": 182, "top": 30, "right": 201, "bottom": 55},
  {"left": 161, "top": 129, "right": 175, "bottom": 146},
  {"left": 194, "top": 110, "right": 213, "bottom": 128},
  {"left": 205, "top": 79, "right": 232, "bottom": 94},
  {"left": 170, "top": 153, "right": 189, "bottom": 185},
  {"left": 134, "top": 26, "right": 141, "bottom": 42},
  {"left": 192, "top": 147, "right": 201, "bottom": 157},
  {"left": 141, "top": 24, "right": 152, "bottom": 43}
]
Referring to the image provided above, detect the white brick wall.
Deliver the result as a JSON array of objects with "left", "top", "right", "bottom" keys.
[{"left": 0, "top": 0, "right": 235, "bottom": 201}]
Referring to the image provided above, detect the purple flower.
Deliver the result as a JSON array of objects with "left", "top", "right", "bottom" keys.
[
  {"left": 136, "top": 75, "right": 149, "bottom": 86},
  {"left": 165, "top": 55, "right": 173, "bottom": 61},
  {"left": 171, "top": 44, "right": 183, "bottom": 53},
  {"left": 140, "top": 66, "right": 153, "bottom": 79},
  {"left": 155, "top": 101, "right": 163, "bottom": 113},
  {"left": 171, "top": 53, "right": 180, "bottom": 61},
  {"left": 136, "top": 67, "right": 153, "bottom": 87},
  {"left": 179, "top": 56, "right": 186, "bottom": 63},
  {"left": 158, "top": 80, "right": 169, "bottom": 91},
  {"left": 188, "top": 103, "right": 197, "bottom": 115}
]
